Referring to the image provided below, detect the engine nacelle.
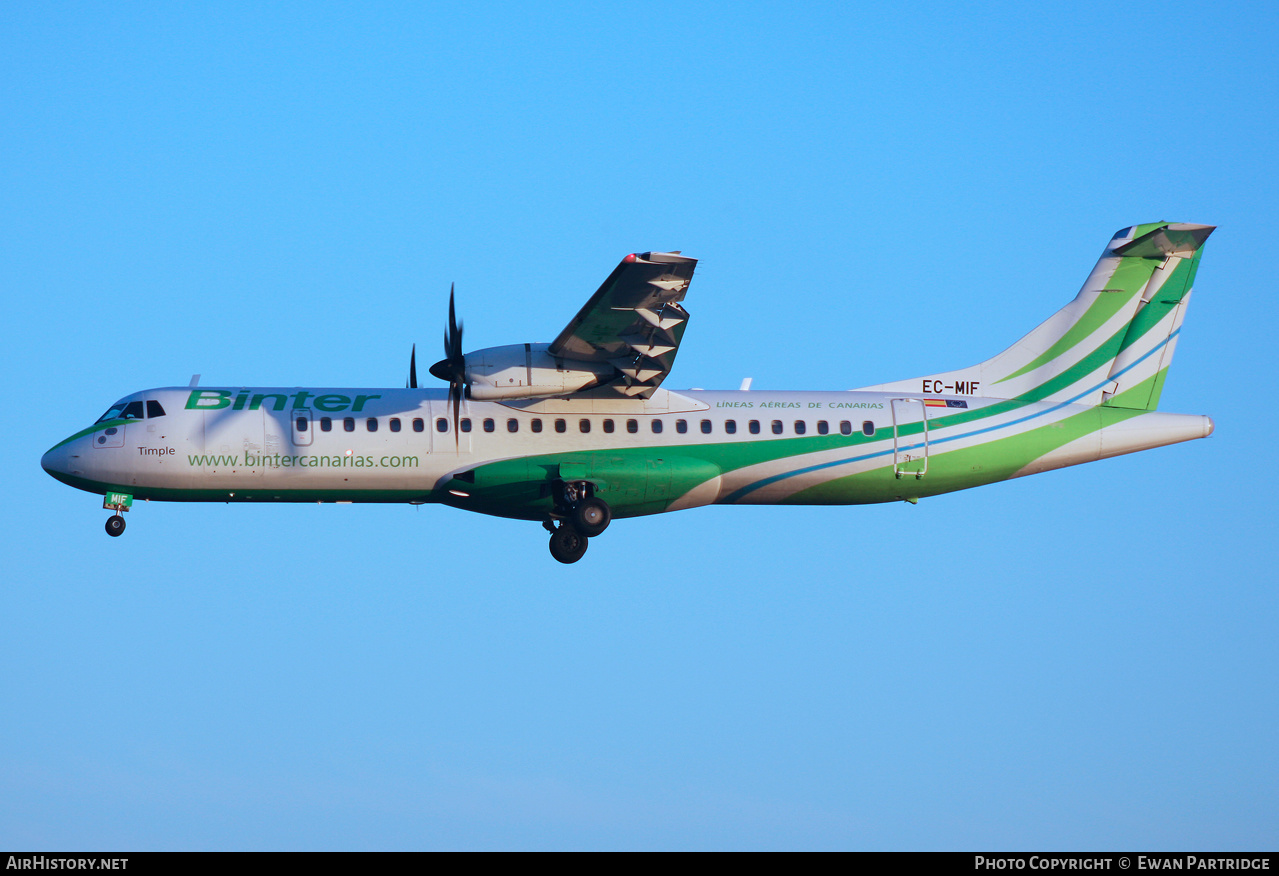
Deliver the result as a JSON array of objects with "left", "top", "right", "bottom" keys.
[{"left": 465, "top": 343, "right": 616, "bottom": 400}]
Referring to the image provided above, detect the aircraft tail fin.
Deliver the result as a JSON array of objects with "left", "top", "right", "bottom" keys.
[{"left": 860, "top": 222, "right": 1214, "bottom": 409}]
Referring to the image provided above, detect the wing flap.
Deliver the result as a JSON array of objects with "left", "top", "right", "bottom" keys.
[{"left": 550, "top": 251, "right": 697, "bottom": 397}]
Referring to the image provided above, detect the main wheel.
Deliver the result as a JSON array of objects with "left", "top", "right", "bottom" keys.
[
  {"left": 549, "top": 525, "right": 589, "bottom": 564},
  {"left": 571, "top": 497, "right": 611, "bottom": 537},
  {"left": 105, "top": 514, "right": 126, "bottom": 537}
]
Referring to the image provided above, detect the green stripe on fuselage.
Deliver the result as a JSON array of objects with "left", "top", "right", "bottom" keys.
[
  {"left": 452, "top": 438, "right": 874, "bottom": 519},
  {"left": 784, "top": 404, "right": 1146, "bottom": 504},
  {"left": 45, "top": 419, "right": 131, "bottom": 452}
]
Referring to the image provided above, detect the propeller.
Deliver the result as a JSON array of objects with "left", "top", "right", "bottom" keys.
[
  {"left": 406, "top": 343, "right": 417, "bottom": 389},
  {"left": 429, "top": 284, "right": 466, "bottom": 439}
]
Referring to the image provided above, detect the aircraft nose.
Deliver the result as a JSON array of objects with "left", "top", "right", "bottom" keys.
[{"left": 41, "top": 441, "right": 75, "bottom": 483}]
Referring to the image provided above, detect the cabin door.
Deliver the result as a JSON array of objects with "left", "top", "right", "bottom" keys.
[
  {"left": 290, "top": 408, "right": 314, "bottom": 446},
  {"left": 890, "top": 398, "right": 929, "bottom": 479}
]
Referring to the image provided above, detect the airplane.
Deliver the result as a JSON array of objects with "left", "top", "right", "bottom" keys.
[{"left": 41, "top": 221, "right": 1215, "bottom": 563}]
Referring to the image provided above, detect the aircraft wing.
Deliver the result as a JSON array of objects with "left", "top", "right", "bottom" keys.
[{"left": 549, "top": 251, "right": 697, "bottom": 398}]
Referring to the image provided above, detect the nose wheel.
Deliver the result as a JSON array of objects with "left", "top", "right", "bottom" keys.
[{"left": 105, "top": 514, "right": 126, "bottom": 537}]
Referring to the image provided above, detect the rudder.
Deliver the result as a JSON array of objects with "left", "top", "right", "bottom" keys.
[{"left": 1100, "top": 225, "right": 1212, "bottom": 411}]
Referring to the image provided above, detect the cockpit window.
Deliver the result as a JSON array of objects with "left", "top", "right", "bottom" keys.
[
  {"left": 95, "top": 400, "right": 145, "bottom": 423},
  {"left": 95, "top": 403, "right": 128, "bottom": 424},
  {"left": 146, "top": 400, "right": 166, "bottom": 418}
]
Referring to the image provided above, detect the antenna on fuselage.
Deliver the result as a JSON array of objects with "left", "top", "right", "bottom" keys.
[{"left": 189, "top": 374, "right": 201, "bottom": 387}]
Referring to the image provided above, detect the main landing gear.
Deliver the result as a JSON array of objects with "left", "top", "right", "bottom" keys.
[
  {"left": 548, "top": 523, "right": 588, "bottom": 564},
  {"left": 544, "top": 482, "right": 612, "bottom": 564}
]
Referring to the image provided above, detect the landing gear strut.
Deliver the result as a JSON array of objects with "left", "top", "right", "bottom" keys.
[{"left": 544, "top": 481, "right": 612, "bottom": 563}]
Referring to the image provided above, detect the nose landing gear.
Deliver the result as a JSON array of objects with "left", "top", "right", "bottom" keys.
[{"left": 102, "top": 491, "right": 132, "bottom": 537}]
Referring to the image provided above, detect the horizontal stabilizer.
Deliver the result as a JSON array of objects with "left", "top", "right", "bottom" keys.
[{"left": 1113, "top": 223, "right": 1215, "bottom": 258}]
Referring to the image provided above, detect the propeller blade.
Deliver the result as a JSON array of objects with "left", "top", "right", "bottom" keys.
[
  {"left": 425, "top": 284, "right": 467, "bottom": 447},
  {"left": 451, "top": 378, "right": 462, "bottom": 444},
  {"left": 447, "top": 284, "right": 463, "bottom": 369},
  {"left": 429, "top": 284, "right": 465, "bottom": 382},
  {"left": 407, "top": 343, "right": 418, "bottom": 389}
]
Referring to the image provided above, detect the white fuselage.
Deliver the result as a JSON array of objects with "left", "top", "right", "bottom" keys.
[{"left": 42, "top": 385, "right": 1212, "bottom": 521}]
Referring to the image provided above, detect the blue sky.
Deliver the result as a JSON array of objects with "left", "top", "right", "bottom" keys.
[{"left": 4, "top": 1, "right": 1277, "bottom": 850}]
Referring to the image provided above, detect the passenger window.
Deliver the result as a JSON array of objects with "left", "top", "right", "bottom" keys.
[
  {"left": 862, "top": 420, "right": 876, "bottom": 436},
  {"left": 483, "top": 418, "right": 495, "bottom": 433},
  {"left": 651, "top": 420, "right": 663, "bottom": 434},
  {"left": 412, "top": 418, "right": 424, "bottom": 432},
  {"left": 389, "top": 418, "right": 401, "bottom": 432},
  {"left": 771, "top": 420, "right": 783, "bottom": 435},
  {"left": 367, "top": 417, "right": 378, "bottom": 432},
  {"left": 296, "top": 415, "right": 309, "bottom": 432},
  {"left": 840, "top": 420, "right": 852, "bottom": 435},
  {"left": 146, "top": 400, "right": 166, "bottom": 418},
  {"left": 627, "top": 419, "right": 639, "bottom": 434},
  {"left": 579, "top": 419, "right": 591, "bottom": 433},
  {"left": 700, "top": 419, "right": 712, "bottom": 434},
  {"left": 436, "top": 418, "right": 448, "bottom": 432},
  {"left": 461, "top": 419, "right": 472, "bottom": 433},
  {"left": 321, "top": 417, "right": 332, "bottom": 432},
  {"left": 749, "top": 420, "right": 761, "bottom": 434},
  {"left": 817, "top": 420, "right": 829, "bottom": 435},
  {"left": 794, "top": 420, "right": 806, "bottom": 435},
  {"left": 555, "top": 419, "right": 566, "bottom": 433},
  {"left": 122, "top": 401, "right": 145, "bottom": 420},
  {"left": 344, "top": 417, "right": 355, "bottom": 432},
  {"left": 725, "top": 419, "right": 737, "bottom": 434},
  {"left": 532, "top": 419, "right": 543, "bottom": 433},
  {"left": 676, "top": 419, "right": 688, "bottom": 434},
  {"left": 507, "top": 418, "right": 519, "bottom": 433},
  {"left": 603, "top": 419, "right": 614, "bottom": 433}
]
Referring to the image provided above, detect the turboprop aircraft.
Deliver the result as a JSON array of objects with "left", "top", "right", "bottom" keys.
[{"left": 42, "top": 222, "right": 1215, "bottom": 563}]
